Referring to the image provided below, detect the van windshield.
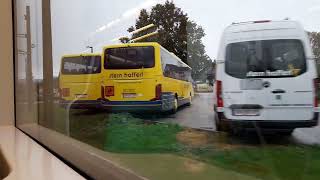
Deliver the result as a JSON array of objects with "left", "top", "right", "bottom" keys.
[
  {"left": 104, "top": 46, "right": 155, "bottom": 69},
  {"left": 225, "top": 39, "right": 307, "bottom": 79},
  {"left": 61, "top": 56, "right": 101, "bottom": 75}
]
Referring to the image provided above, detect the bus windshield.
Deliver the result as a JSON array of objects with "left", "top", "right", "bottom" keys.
[
  {"left": 104, "top": 46, "right": 155, "bottom": 69},
  {"left": 61, "top": 56, "right": 101, "bottom": 75},
  {"left": 225, "top": 39, "right": 307, "bottom": 79}
]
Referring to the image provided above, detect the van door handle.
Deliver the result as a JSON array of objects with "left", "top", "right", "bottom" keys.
[{"left": 272, "top": 89, "right": 286, "bottom": 94}]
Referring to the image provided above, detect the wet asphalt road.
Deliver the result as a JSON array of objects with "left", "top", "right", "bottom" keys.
[
  {"left": 162, "top": 93, "right": 215, "bottom": 131},
  {"left": 160, "top": 93, "right": 320, "bottom": 146}
]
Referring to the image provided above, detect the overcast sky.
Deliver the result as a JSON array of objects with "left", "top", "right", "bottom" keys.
[{"left": 50, "top": 0, "right": 320, "bottom": 76}]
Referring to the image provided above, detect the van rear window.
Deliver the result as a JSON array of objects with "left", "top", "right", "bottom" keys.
[
  {"left": 104, "top": 46, "right": 155, "bottom": 69},
  {"left": 61, "top": 56, "right": 101, "bottom": 75},
  {"left": 225, "top": 40, "right": 307, "bottom": 79}
]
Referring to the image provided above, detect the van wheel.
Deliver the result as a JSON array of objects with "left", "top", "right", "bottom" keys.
[{"left": 215, "top": 113, "right": 231, "bottom": 132}]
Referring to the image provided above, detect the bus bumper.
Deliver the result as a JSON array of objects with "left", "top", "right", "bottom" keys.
[
  {"left": 59, "top": 100, "right": 102, "bottom": 109},
  {"left": 101, "top": 100, "right": 164, "bottom": 112}
]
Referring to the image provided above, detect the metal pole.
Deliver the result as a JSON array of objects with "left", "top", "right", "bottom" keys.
[
  {"left": 86, "top": 46, "right": 93, "bottom": 53},
  {"left": 42, "top": 0, "right": 54, "bottom": 128},
  {"left": 25, "top": 6, "right": 34, "bottom": 113},
  {"left": 130, "top": 31, "right": 159, "bottom": 43}
]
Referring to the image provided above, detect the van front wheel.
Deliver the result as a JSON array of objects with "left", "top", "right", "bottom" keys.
[{"left": 278, "top": 130, "right": 294, "bottom": 136}]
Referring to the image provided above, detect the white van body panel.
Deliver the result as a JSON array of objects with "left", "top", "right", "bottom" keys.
[{"left": 215, "top": 20, "right": 318, "bottom": 122}]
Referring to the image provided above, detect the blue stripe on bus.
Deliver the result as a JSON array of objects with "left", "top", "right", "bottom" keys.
[{"left": 102, "top": 100, "right": 162, "bottom": 106}]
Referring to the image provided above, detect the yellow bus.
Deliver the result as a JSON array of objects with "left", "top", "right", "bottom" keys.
[
  {"left": 101, "top": 42, "right": 194, "bottom": 113},
  {"left": 59, "top": 54, "right": 103, "bottom": 109}
]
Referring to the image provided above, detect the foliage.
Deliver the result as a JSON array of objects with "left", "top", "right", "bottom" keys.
[
  {"left": 186, "top": 21, "right": 215, "bottom": 81},
  {"left": 103, "top": 114, "right": 320, "bottom": 180},
  {"left": 309, "top": 32, "right": 320, "bottom": 61},
  {"left": 309, "top": 32, "right": 320, "bottom": 77},
  {"left": 104, "top": 113, "right": 183, "bottom": 153},
  {"left": 126, "top": 1, "right": 213, "bottom": 81}
]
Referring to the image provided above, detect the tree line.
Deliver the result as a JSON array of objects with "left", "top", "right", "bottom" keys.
[
  {"left": 125, "top": 1, "right": 320, "bottom": 80},
  {"left": 124, "top": 0, "right": 214, "bottom": 82},
  {"left": 309, "top": 32, "right": 320, "bottom": 76}
]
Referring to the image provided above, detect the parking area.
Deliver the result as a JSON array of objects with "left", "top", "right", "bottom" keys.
[{"left": 159, "top": 92, "right": 320, "bottom": 146}]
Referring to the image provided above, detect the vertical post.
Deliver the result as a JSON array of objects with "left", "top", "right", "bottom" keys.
[
  {"left": 13, "top": 0, "right": 18, "bottom": 124},
  {"left": 42, "top": 0, "right": 54, "bottom": 127},
  {"left": 87, "top": 46, "right": 93, "bottom": 53},
  {"left": 25, "top": 6, "right": 34, "bottom": 113}
]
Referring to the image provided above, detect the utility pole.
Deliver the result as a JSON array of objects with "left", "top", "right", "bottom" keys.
[
  {"left": 25, "top": 6, "right": 34, "bottom": 113},
  {"left": 42, "top": 0, "right": 54, "bottom": 127},
  {"left": 15, "top": 5, "right": 36, "bottom": 120}
]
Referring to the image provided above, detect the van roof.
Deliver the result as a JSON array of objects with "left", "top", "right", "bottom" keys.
[
  {"left": 217, "top": 19, "right": 314, "bottom": 61},
  {"left": 225, "top": 20, "right": 303, "bottom": 34}
]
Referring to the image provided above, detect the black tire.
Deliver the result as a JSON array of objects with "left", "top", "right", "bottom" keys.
[
  {"left": 186, "top": 94, "right": 192, "bottom": 106},
  {"left": 278, "top": 129, "right": 294, "bottom": 136},
  {"left": 215, "top": 112, "right": 231, "bottom": 132},
  {"left": 169, "top": 97, "right": 178, "bottom": 114}
]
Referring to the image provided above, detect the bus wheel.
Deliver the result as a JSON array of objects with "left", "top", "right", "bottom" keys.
[
  {"left": 186, "top": 94, "right": 192, "bottom": 106},
  {"left": 170, "top": 98, "right": 178, "bottom": 114}
]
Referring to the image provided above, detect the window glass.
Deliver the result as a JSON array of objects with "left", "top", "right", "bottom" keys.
[
  {"left": 161, "top": 49, "right": 192, "bottom": 81},
  {"left": 13, "top": 0, "right": 320, "bottom": 180},
  {"left": 105, "top": 47, "right": 155, "bottom": 69},
  {"left": 226, "top": 40, "right": 307, "bottom": 78},
  {"left": 61, "top": 56, "right": 101, "bottom": 75}
]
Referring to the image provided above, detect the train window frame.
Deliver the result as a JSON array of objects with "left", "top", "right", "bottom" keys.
[{"left": 12, "top": 1, "right": 145, "bottom": 179}]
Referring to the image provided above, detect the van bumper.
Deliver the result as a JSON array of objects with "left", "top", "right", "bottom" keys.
[
  {"left": 101, "top": 100, "right": 163, "bottom": 112},
  {"left": 59, "top": 100, "right": 102, "bottom": 109},
  {"left": 219, "top": 113, "right": 319, "bottom": 130}
]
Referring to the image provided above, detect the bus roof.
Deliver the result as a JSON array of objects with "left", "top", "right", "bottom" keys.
[
  {"left": 103, "top": 42, "right": 191, "bottom": 69},
  {"left": 61, "top": 53, "right": 101, "bottom": 59},
  {"left": 103, "top": 42, "right": 161, "bottom": 49}
]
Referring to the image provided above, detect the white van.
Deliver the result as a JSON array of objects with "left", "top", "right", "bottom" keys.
[{"left": 214, "top": 20, "right": 319, "bottom": 134}]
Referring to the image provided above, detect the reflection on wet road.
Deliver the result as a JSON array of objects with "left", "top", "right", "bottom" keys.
[{"left": 162, "top": 93, "right": 215, "bottom": 131}]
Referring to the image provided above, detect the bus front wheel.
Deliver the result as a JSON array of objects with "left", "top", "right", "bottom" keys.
[{"left": 186, "top": 93, "right": 192, "bottom": 106}]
